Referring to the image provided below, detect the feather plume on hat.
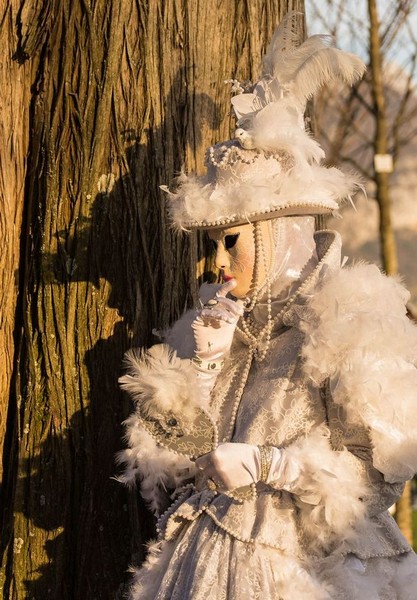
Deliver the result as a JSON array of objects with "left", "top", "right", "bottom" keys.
[{"left": 163, "top": 12, "right": 366, "bottom": 231}]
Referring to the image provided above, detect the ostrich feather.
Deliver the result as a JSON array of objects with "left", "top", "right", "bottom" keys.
[
  {"left": 249, "top": 99, "right": 325, "bottom": 160},
  {"left": 116, "top": 417, "right": 195, "bottom": 514},
  {"left": 277, "top": 426, "right": 369, "bottom": 550},
  {"left": 290, "top": 47, "right": 366, "bottom": 105},
  {"left": 262, "top": 11, "right": 301, "bottom": 77},
  {"left": 261, "top": 11, "right": 365, "bottom": 98},
  {"left": 264, "top": 34, "right": 335, "bottom": 83},
  {"left": 119, "top": 343, "right": 202, "bottom": 420}
]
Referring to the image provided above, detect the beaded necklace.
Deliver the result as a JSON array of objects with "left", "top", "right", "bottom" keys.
[
  {"left": 218, "top": 221, "right": 273, "bottom": 441},
  {"left": 218, "top": 224, "right": 331, "bottom": 443}
]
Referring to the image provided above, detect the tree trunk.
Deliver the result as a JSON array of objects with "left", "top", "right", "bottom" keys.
[
  {"left": 368, "top": 0, "right": 398, "bottom": 276},
  {"left": 0, "top": 2, "right": 33, "bottom": 592},
  {"left": 368, "top": 0, "right": 412, "bottom": 543},
  {"left": 396, "top": 481, "right": 413, "bottom": 545},
  {"left": 374, "top": 170, "right": 398, "bottom": 274},
  {"left": 0, "top": 1, "right": 305, "bottom": 598}
]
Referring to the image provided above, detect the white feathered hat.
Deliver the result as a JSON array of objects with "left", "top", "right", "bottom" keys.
[{"left": 163, "top": 13, "right": 366, "bottom": 230}]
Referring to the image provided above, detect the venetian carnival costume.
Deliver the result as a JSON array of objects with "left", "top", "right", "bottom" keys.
[{"left": 118, "top": 14, "right": 417, "bottom": 600}]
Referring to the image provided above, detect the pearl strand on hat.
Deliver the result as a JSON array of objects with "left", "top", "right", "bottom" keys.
[{"left": 206, "top": 142, "right": 260, "bottom": 169}]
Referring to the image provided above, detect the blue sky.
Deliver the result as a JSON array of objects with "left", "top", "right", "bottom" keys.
[{"left": 305, "top": 0, "right": 417, "bottom": 69}]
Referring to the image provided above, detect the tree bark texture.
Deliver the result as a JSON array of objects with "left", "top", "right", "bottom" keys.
[
  {"left": 368, "top": 0, "right": 398, "bottom": 276},
  {"left": 396, "top": 481, "right": 413, "bottom": 545},
  {"left": 368, "top": 0, "right": 412, "bottom": 545},
  {"left": 0, "top": 1, "right": 305, "bottom": 598}
]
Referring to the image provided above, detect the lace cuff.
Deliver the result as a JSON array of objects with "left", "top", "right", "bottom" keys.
[
  {"left": 267, "top": 426, "right": 369, "bottom": 549},
  {"left": 116, "top": 416, "right": 195, "bottom": 515}
]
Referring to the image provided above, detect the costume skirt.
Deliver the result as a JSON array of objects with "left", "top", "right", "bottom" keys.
[{"left": 128, "top": 514, "right": 417, "bottom": 600}]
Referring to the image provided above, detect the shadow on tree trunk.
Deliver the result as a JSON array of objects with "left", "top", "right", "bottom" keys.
[{"left": 6, "top": 82, "right": 218, "bottom": 598}]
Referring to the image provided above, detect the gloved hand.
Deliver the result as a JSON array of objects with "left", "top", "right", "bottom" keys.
[
  {"left": 192, "top": 280, "right": 244, "bottom": 364},
  {"left": 195, "top": 442, "right": 283, "bottom": 491}
]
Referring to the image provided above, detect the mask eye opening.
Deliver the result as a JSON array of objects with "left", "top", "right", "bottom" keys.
[{"left": 224, "top": 234, "right": 240, "bottom": 250}]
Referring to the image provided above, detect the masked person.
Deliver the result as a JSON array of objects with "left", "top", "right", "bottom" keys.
[{"left": 118, "top": 13, "right": 417, "bottom": 600}]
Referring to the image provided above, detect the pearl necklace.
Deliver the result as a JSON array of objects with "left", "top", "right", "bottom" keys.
[
  {"left": 242, "top": 222, "right": 263, "bottom": 313},
  {"left": 218, "top": 231, "right": 334, "bottom": 443},
  {"left": 220, "top": 343, "right": 256, "bottom": 442},
  {"left": 239, "top": 222, "right": 273, "bottom": 361},
  {"left": 218, "top": 222, "right": 271, "bottom": 441}
]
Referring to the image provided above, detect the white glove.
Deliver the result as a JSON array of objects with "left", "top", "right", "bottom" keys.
[
  {"left": 192, "top": 280, "right": 244, "bottom": 364},
  {"left": 195, "top": 442, "right": 283, "bottom": 491},
  {"left": 267, "top": 448, "right": 301, "bottom": 489}
]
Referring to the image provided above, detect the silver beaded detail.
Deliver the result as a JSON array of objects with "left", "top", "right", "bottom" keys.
[{"left": 258, "top": 445, "right": 274, "bottom": 482}]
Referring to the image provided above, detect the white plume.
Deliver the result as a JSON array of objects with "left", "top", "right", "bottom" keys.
[
  {"left": 263, "top": 15, "right": 334, "bottom": 83},
  {"left": 117, "top": 343, "right": 202, "bottom": 513},
  {"left": 236, "top": 12, "right": 366, "bottom": 122},
  {"left": 116, "top": 418, "right": 195, "bottom": 515},
  {"left": 262, "top": 11, "right": 301, "bottom": 77},
  {"left": 249, "top": 98, "right": 325, "bottom": 160},
  {"left": 289, "top": 47, "right": 366, "bottom": 107},
  {"left": 262, "top": 11, "right": 365, "bottom": 96},
  {"left": 119, "top": 344, "right": 202, "bottom": 420}
]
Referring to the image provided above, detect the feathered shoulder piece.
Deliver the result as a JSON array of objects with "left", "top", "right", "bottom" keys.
[
  {"left": 301, "top": 263, "right": 417, "bottom": 483},
  {"left": 119, "top": 345, "right": 201, "bottom": 420}
]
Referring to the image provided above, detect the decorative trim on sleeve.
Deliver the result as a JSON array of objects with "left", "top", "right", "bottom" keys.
[
  {"left": 116, "top": 417, "right": 195, "bottom": 515},
  {"left": 117, "top": 344, "right": 207, "bottom": 514}
]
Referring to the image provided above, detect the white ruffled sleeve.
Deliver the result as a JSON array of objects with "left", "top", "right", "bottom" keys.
[
  {"left": 117, "top": 344, "right": 200, "bottom": 515},
  {"left": 266, "top": 425, "right": 370, "bottom": 547},
  {"left": 117, "top": 287, "right": 222, "bottom": 515},
  {"left": 267, "top": 264, "right": 417, "bottom": 547},
  {"left": 116, "top": 417, "right": 195, "bottom": 515}
]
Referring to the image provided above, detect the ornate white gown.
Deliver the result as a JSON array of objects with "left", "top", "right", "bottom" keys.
[{"left": 119, "top": 231, "right": 417, "bottom": 599}]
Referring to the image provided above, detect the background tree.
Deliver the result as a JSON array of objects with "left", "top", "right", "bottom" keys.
[
  {"left": 0, "top": 1, "right": 305, "bottom": 598},
  {"left": 309, "top": 0, "right": 417, "bottom": 545},
  {"left": 310, "top": 0, "right": 417, "bottom": 277},
  {"left": 368, "top": 0, "right": 398, "bottom": 275}
]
